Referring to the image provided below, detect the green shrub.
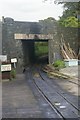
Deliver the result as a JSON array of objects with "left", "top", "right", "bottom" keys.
[
  {"left": 10, "top": 69, "right": 16, "bottom": 79},
  {"left": 53, "top": 60, "right": 65, "bottom": 70},
  {"left": 35, "top": 42, "right": 48, "bottom": 57}
]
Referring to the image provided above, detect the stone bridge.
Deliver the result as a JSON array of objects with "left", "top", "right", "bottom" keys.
[
  {"left": 14, "top": 33, "right": 54, "bottom": 65},
  {"left": 2, "top": 17, "right": 60, "bottom": 67},
  {"left": 2, "top": 17, "right": 77, "bottom": 67}
]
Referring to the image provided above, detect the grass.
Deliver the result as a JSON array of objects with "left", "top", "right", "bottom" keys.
[
  {"left": 35, "top": 42, "right": 48, "bottom": 57},
  {"left": 53, "top": 60, "right": 65, "bottom": 70},
  {"left": 10, "top": 68, "right": 16, "bottom": 80}
]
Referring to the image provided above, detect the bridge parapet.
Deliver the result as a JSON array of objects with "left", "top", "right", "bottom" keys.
[{"left": 14, "top": 34, "right": 53, "bottom": 40}]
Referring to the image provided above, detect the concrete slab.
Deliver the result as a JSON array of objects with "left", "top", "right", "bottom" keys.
[
  {"left": 60, "top": 66, "right": 78, "bottom": 78},
  {"left": 2, "top": 74, "right": 42, "bottom": 118}
]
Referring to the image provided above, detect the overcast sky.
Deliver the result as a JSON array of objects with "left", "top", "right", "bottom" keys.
[{"left": 0, "top": 0, "right": 63, "bottom": 22}]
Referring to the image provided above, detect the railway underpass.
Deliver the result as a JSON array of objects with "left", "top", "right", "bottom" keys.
[
  {"left": 21, "top": 39, "right": 48, "bottom": 65},
  {"left": 2, "top": 34, "right": 79, "bottom": 119},
  {"left": 14, "top": 33, "right": 53, "bottom": 65}
]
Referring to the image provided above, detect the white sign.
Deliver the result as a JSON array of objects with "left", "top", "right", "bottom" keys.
[
  {"left": 0, "top": 55, "right": 7, "bottom": 62},
  {"left": 11, "top": 58, "right": 17, "bottom": 63},
  {"left": 1, "top": 64, "right": 11, "bottom": 72}
]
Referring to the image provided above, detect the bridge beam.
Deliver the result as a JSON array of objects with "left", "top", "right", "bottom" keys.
[{"left": 14, "top": 34, "right": 53, "bottom": 40}]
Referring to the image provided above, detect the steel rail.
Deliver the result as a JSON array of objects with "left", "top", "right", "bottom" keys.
[
  {"left": 39, "top": 68, "right": 80, "bottom": 112},
  {"left": 32, "top": 76, "right": 65, "bottom": 119},
  {"left": 28, "top": 66, "right": 79, "bottom": 119}
]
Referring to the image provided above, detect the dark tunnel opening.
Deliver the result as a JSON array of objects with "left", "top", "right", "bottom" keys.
[{"left": 21, "top": 39, "right": 48, "bottom": 66}]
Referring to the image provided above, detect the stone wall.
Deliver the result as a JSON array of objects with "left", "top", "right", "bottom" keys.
[
  {"left": 0, "top": 21, "right": 2, "bottom": 55},
  {"left": 59, "top": 27, "right": 78, "bottom": 54},
  {"left": 48, "top": 27, "right": 78, "bottom": 63},
  {"left": 2, "top": 18, "right": 17, "bottom": 58},
  {"left": 2, "top": 17, "right": 78, "bottom": 65},
  {"left": 2, "top": 17, "right": 42, "bottom": 66}
]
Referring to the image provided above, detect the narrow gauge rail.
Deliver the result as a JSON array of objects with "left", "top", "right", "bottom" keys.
[
  {"left": 40, "top": 65, "right": 80, "bottom": 86},
  {"left": 30, "top": 66, "right": 79, "bottom": 120},
  {"left": 64, "top": 79, "right": 79, "bottom": 86},
  {"left": 61, "top": 78, "right": 80, "bottom": 86},
  {"left": 26, "top": 68, "right": 64, "bottom": 119},
  {"left": 33, "top": 77, "right": 64, "bottom": 119},
  {"left": 39, "top": 68, "right": 79, "bottom": 111},
  {"left": 43, "top": 70, "right": 79, "bottom": 86}
]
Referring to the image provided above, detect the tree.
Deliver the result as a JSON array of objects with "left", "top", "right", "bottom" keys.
[
  {"left": 59, "top": 2, "right": 80, "bottom": 18},
  {"left": 39, "top": 17, "right": 58, "bottom": 34},
  {"left": 43, "top": 1, "right": 80, "bottom": 27},
  {"left": 59, "top": 16, "right": 79, "bottom": 27},
  {"left": 57, "top": 2, "right": 80, "bottom": 27}
]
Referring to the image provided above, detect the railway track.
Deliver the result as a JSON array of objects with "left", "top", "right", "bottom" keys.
[
  {"left": 33, "top": 77, "right": 64, "bottom": 119},
  {"left": 26, "top": 69, "right": 63, "bottom": 118},
  {"left": 42, "top": 65, "right": 79, "bottom": 86},
  {"left": 63, "top": 78, "right": 80, "bottom": 86},
  {"left": 39, "top": 69, "right": 79, "bottom": 111},
  {"left": 28, "top": 66, "right": 80, "bottom": 119}
]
